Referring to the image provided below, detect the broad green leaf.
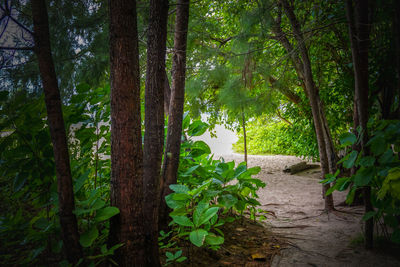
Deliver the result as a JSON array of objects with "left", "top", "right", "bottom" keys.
[
  {"left": 95, "top": 207, "right": 120, "bottom": 222},
  {"left": 343, "top": 151, "right": 358, "bottom": 169},
  {"left": 241, "top": 187, "right": 252, "bottom": 196},
  {"left": 189, "top": 229, "right": 208, "bottom": 247},
  {"left": 378, "top": 149, "right": 394, "bottom": 165},
  {"left": 169, "top": 184, "right": 190, "bottom": 194},
  {"left": 193, "top": 201, "right": 209, "bottom": 227},
  {"left": 354, "top": 167, "right": 374, "bottom": 187},
  {"left": 13, "top": 173, "right": 27, "bottom": 192},
  {"left": 359, "top": 156, "right": 375, "bottom": 167},
  {"left": 171, "top": 216, "right": 193, "bottom": 227},
  {"left": 80, "top": 226, "right": 99, "bottom": 247},
  {"left": 369, "top": 136, "right": 386, "bottom": 156},
  {"left": 199, "top": 207, "right": 219, "bottom": 226},
  {"left": 234, "top": 165, "right": 247, "bottom": 178},
  {"left": 247, "top": 166, "right": 261, "bottom": 175},
  {"left": 188, "top": 121, "right": 208, "bottom": 136},
  {"left": 165, "top": 194, "right": 185, "bottom": 209},
  {"left": 377, "top": 167, "right": 400, "bottom": 200},
  {"left": 340, "top": 132, "right": 357, "bottom": 146},
  {"left": 218, "top": 194, "right": 238, "bottom": 209},
  {"left": 362, "top": 211, "right": 377, "bottom": 221},
  {"left": 91, "top": 198, "right": 106, "bottom": 211},
  {"left": 205, "top": 233, "right": 224, "bottom": 245},
  {"left": 171, "top": 193, "right": 192, "bottom": 201}
]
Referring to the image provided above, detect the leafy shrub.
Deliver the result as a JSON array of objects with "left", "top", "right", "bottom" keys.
[
  {"left": 233, "top": 117, "right": 319, "bottom": 160},
  {"left": 323, "top": 120, "right": 400, "bottom": 244},
  {"left": 164, "top": 116, "right": 266, "bottom": 255}
]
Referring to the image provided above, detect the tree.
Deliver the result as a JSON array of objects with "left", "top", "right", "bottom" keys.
[
  {"left": 345, "top": 0, "right": 373, "bottom": 249},
  {"left": 31, "top": 0, "right": 82, "bottom": 263},
  {"left": 270, "top": 0, "right": 336, "bottom": 210},
  {"left": 143, "top": 0, "right": 169, "bottom": 265},
  {"left": 159, "top": 0, "right": 190, "bottom": 230},
  {"left": 108, "top": 0, "right": 146, "bottom": 265}
]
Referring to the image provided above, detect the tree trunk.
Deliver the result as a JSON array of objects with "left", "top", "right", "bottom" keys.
[
  {"left": 281, "top": 0, "right": 334, "bottom": 210},
  {"left": 31, "top": 0, "right": 82, "bottom": 264},
  {"left": 143, "top": 0, "right": 169, "bottom": 265},
  {"left": 108, "top": 0, "right": 146, "bottom": 265},
  {"left": 394, "top": 0, "right": 400, "bottom": 119},
  {"left": 164, "top": 70, "right": 171, "bottom": 116},
  {"left": 346, "top": 0, "right": 373, "bottom": 249},
  {"left": 159, "top": 0, "right": 190, "bottom": 231},
  {"left": 241, "top": 110, "right": 248, "bottom": 164}
]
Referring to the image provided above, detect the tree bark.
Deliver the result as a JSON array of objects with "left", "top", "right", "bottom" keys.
[
  {"left": 143, "top": 0, "right": 169, "bottom": 265},
  {"left": 31, "top": 0, "right": 82, "bottom": 264},
  {"left": 242, "top": 109, "right": 248, "bottom": 164},
  {"left": 159, "top": 0, "right": 190, "bottom": 231},
  {"left": 281, "top": 0, "right": 334, "bottom": 210},
  {"left": 108, "top": 0, "right": 146, "bottom": 265},
  {"left": 346, "top": 0, "right": 373, "bottom": 249},
  {"left": 164, "top": 70, "right": 171, "bottom": 116},
  {"left": 394, "top": 0, "right": 400, "bottom": 119}
]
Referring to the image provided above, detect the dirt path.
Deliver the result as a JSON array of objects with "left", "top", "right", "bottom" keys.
[{"left": 218, "top": 153, "right": 400, "bottom": 267}]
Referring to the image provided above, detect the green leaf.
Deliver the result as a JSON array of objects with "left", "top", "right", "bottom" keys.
[
  {"left": 171, "top": 193, "right": 192, "bottom": 201},
  {"left": 94, "top": 207, "right": 120, "bottom": 222},
  {"left": 165, "top": 194, "right": 185, "bottom": 209},
  {"left": 193, "top": 201, "right": 209, "bottom": 227},
  {"left": 171, "top": 216, "right": 194, "bottom": 227},
  {"left": 91, "top": 198, "right": 106, "bottom": 211},
  {"left": 13, "top": 173, "right": 27, "bottom": 192},
  {"left": 169, "top": 184, "right": 190, "bottom": 194},
  {"left": 80, "top": 226, "right": 99, "bottom": 247},
  {"left": 188, "top": 121, "right": 208, "bottom": 136},
  {"left": 343, "top": 151, "right": 358, "bottom": 169},
  {"left": 354, "top": 167, "right": 374, "bottom": 187},
  {"left": 378, "top": 149, "right": 394, "bottom": 165},
  {"left": 199, "top": 207, "right": 219, "bottom": 226},
  {"left": 339, "top": 132, "right": 357, "bottom": 146},
  {"left": 189, "top": 229, "right": 208, "bottom": 247},
  {"left": 369, "top": 136, "right": 386, "bottom": 156},
  {"left": 247, "top": 166, "right": 261, "bottom": 175},
  {"left": 362, "top": 211, "right": 377, "bottom": 221},
  {"left": 359, "top": 156, "right": 375, "bottom": 167},
  {"left": 218, "top": 194, "right": 238, "bottom": 209},
  {"left": 205, "top": 233, "right": 224, "bottom": 245}
]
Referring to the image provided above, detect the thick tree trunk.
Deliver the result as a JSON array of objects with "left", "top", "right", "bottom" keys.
[
  {"left": 159, "top": 0, "right": 190, "bottom": 231},
  {"left": 143, "top": 0, "right": 169, "bottom": 265},
  {"left": 108, "top": 0, "right": 146, "bottom": 265},
  {"left": 281, "top": 0, "right": 334, "bottom": 210},
  {"left": 31, "top": 0, "right": 82, "bottom": 264},
  {"left": 346, "top": 0, "right": 373, "bottom": 249}
]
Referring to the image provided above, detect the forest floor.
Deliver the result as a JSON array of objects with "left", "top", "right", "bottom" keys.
[{"left": 217, "top": 154, "right": 400, "bottom": 267}]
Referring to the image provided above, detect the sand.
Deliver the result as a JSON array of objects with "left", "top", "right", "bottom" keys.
[{"left": 216, "top": 153, "right": 400, "bottom": 267}]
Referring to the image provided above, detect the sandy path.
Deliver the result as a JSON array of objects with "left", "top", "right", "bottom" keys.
[{"left": 217, "top": 153, "right": 400, "bottom": 267}]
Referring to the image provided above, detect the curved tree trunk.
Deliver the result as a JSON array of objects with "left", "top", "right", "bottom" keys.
[
  {"left": 159, "top": 0, "right": 190, "bottom": 231},
  {"left": 143, "top": 0, "right": 169, "bottom": 265},
  {"left": 31, "top": 0, "right": 82, "bottom": 264},
  {"left": 281, "top": 0, "right": 334, "bottom": 210},
  {"left": 108, "top": 0, "right": 146, "bottom": 265}
]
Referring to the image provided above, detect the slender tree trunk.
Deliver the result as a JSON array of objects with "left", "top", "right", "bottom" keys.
[
  {"left": 164, "top": 70, "right": 171, "bottom": 116},
  {"left": 108, "top": 0, "right": 146, "bottom": 265},
  {"left": 281, "top": 0, "right": 334, "bottom": 210},
  {"left": 159, "top": 0, "right": 190, "bottom": 231},
  {"left": 31, "top": 0, "right": 82, "bottom": 264},
  {"left": 143, "top": 0, "right": 169, "bottom": 265},
  {"left": 241, "top": 109, "right": 248, "bottom": 164},
  {"left": 346, "top": 0, "right": 373, "bottom": 249},
  {"left": 394, "top": 0, "right": 400, "bottom": 119}
]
